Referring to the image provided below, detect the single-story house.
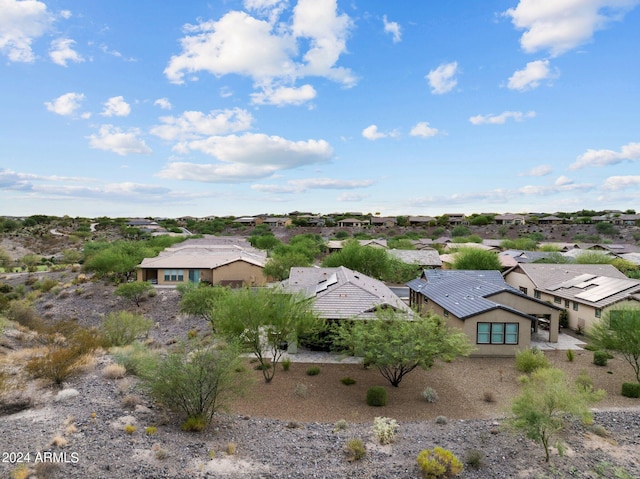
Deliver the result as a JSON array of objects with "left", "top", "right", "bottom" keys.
[
  {"left": 337, "top": 218, "right": 370, "bottom": 227},
  {"left": 281, "top": 266, "right": 412, "bottom": 321},
  {"left": 371, "top": 217, "right": 397, "bottom": 227},
  {"left": 504, "top": 263, "right": 640, "bottom": 331},
  {"left": 261, "top": 217, "right": 292, "bottom": 227},
  {"left": 326, "top": 239, "right": 388, "bottom": 252},
  {"left": 409, "top": 216, "right": 436, "bottom": 226},
  {"left": 136, "top": 238, "right": 268, "bottom": 287},
  {"left": 494, "top": 213, "right": 527, "bottom": 225},
  {"left": 538, "top": 216, "right": 564, "bottom": 224},
  {"left": 408, "top": 270, "right": 560, "bottom": 357}
]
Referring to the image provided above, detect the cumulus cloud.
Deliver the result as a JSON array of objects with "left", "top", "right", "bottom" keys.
[
  {"left": 426, "top": 61, "right": 459, "bottom": 94},
  {"left": 0, "top": 0, "right": 52, "bottom": 62},
  {"left": 150, "top": 108, "right": 253, "bottom": 141},
  {"left": 337, "top": 192, "right": 367, "bottom": 202},
  {"left": 469, "top": 110, "right": 536, "bottom": 125},
  {"left": 154, "top": 98, "right": 172, "bottom": 110},
  {"left": 164, "top": 0, "right": 355, "bottom": 102},
  {"left": 602, "top": 175, "right": 640, "bottom": 190},
  {"left": 44, "top": 92, "right": 85, "bottom": 116},
  {"left": 555, "top": 175, "right": 574, "bottom": 186},
  {"left": 362, "top": 125, "right": 386, "bottom": 140},
  {"left": 383, "top": 15, "right": 401, "bottom": 43},
  {"left": 569, "top": 141, "right": 640, "bottom": 170},
  {"left": 88, "top": 125, "right": 152, "bottom": 156},
  {"left": 252, "top": 177, "right": 373, "bottom": 193},
  {"left": 410, "top": 122, "right": 439, "bottom": 138},
  {"left": 158, "top": 133, "right": 333, "bottom": 182},
  {"left": 508, "top": 59, "right": 555, "bottom": 91},
  {"left": 101, "top": 96, "right": 131, "bottom": 117},
  {"left": 250, "top": 84, "right": 316, "bottom": 106},
  {"left": 49, "top": 38, "right": 83, "bottom": 66},
  {"left": 519, "top": 164, "right": 552, "bottom": 177},
  {"left": 244, "top": 0, "right": 288, "bottom": 23},
  {"left": 504, "top": 0, "right": 640, "bottom": 57}
]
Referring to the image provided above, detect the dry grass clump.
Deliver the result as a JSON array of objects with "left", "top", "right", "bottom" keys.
[
  {"left": 121, "top": 394, "right": 141, "bottom": 410},
  {"left": 50, "top": 435, "right": 68, "bottom": 447},
  {"left": 102, "top": 363, "right": 126, "bottom": 379}
]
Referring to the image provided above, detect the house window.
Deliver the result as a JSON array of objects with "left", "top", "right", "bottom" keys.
[
  {"left": 534, "top": 291, "right": 541, "bottom": 299},
  {"left": 553, "top": 296, "right": 561, "bottom": 304},
  {"left": 443, "top": 310, "right": 449, "bottom": 318},
  {"left": 595, "top": 308, "right": 601, "bottom": 318},
  {"left": 573, "top": 301, "right": 579, "bottom": 311},
  {"left": 564, "top": 299, "right": 570, "bottom": 308},
  {"left": 477, "top": 323, "right": 519, "bottom": 345},
  {"left": 164, "top": 269, "right": 184, "bottom": 282},
  {"left": 519, "top": 286, "right": 528, "bottom": 295}
]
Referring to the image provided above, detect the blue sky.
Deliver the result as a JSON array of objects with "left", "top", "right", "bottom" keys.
[{"left": 1, "top": 0, "right": 639, "bottom": 218}]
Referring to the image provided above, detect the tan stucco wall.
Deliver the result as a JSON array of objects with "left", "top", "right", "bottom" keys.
[{"left": 137, "top": 260, "right": 266, "bottom": 287}]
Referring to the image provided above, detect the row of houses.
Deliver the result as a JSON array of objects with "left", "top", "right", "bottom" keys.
[{"left": 134, "top": 237, "right": 640, "bottom": 358}]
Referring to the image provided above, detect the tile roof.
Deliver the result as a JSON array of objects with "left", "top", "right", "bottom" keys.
[
  {"left": 281, "top": 266, "right": 412, "bottom": 320},
  {"left": 387, "top": 249, "right": 442, "bottom": 267}
]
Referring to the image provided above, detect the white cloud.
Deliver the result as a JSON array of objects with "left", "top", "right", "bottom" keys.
[
  {"left": 508, "top": 59, "right": 555, "bottom": 91},
  {"left": 519, "top": 164, "right": 552, "bottom": 177},
  {"left": 410, "top": 122, "right": 439, "bottom": 138},
  {"left": 337, "top": 192, "right": 367, "bottom": 202},
  {"left": 555, "top": 175, "right": 574, "bottom": 186},
  {"left": 426, "top": 61, "right": 459, "bottom": 94},
  {"left": 504, "top": 0, "right": 640, "bottom": 57},
  {"left": 602, "top": 175, "right": 640, "bottom": 190},
  {"left": 383, "top": 15, "right": 401, "bottom": 43},
  {"left": 569, "top": 141, "right": 640, "bottom": 170},
  {"left": 88, "top": 125, "right": 152, "bottom": 156},
  {"left": 250, "top": 84, "right": 316, "bottom": 106},
  {"left": 252, "top": 177, "right": 373, "bottom": 193},
  {"left": 362, "top": 124, "right": 399, "bottom": 140},
  {"left": 158, "top": 133, "right": 333, "bottom": 182},
  {"left": 243, "top": 0, "right": 287, "bottom": 23},
  {"left": 0, "top": 0, "right": 52, "bottom": 62},
  {"left": 150, "top": 108, "right": 253, "bottom": 141},
  {"left": 49, "top": 37, "right": 83, "bottom": 66},
  {"left": 101, "top": 96, "right": 131, "bottom": 117},
  {"left": 154, "top": 98, "right": 172, "bottom": 110},
  {"left": 469, "top": 110, "right": 536, "bottom": 125},
  {"left": 44, "top": 92, "right": 85, "bottom": 116},
  {"left": 165, "top": 0, "right": 355, "bottom": 100}
]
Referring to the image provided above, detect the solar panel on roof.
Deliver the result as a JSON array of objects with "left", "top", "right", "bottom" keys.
[
  {"left": 575, "top": 277, "right": 638, "bottom": 302},
  {"left": 548, "top": 273, "right": 597, "bottom": 291}
]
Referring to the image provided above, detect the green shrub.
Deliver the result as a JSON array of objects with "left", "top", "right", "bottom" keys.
[
  {"left": 281, "top": 358, "right": 291, "bottom": 371},
  {"left": 26, "top": 346, "right": 84, "bottom": 385},
  {"left": 435, "top": 416, "right": 448, "bottom": 425},
  {"left": 340, "top": 377, "right": 356, "bottom": 385},
  {"left": 621, "top": 382, "right": 640, "bottom": 398},
  {"left": 515, "top": 348, "right": 550, "bottom": 373},
  {"left": 593, "top": 350, "right": 608, "bottom": 367},
  {"left": 181, "top": 416, "right": 207, "bottom": 432},
  {"left": 6, "top": 299, "right": 44, "bottom": 331},
  {"left": 372, "top": 416, "right": 398, "bottom": 445},
  {"left": 306, "top": 366, "right": 320, "bottom": 376},
  {"left": 145, "top": 426, "right": 157, "bottom": 435},
  {"left": 464, "top": 449, "right": 483, "bottom": 469},
  {"left": 333, "top": 419, "right": 348, "bottom": 431},
  {"left": 417, "top": 447, "right": 463, "bottom": 479},
  {"left": 366, "top": 386, "right": 387, "bottom": 407},
  {"left": 566, "top": 349, "right": 575, "bottom": 362},
  {"left": 575, "top": 372, "right": 595, "bottom": 392},
  {"left": 345, "top": 438, "right": 366, "bottom": 461},
  {"left": 100, "top": 311, "right": 153, "bottom": 347},
  {"left": 422, "top": 387, "right": 438, "bottom": 403},
  {"left": 112, "top": 342, "right": 157, "bottom": 376}
]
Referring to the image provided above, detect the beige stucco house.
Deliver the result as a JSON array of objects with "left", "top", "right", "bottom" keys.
[
  {"left": 504, "top": 263, "right": 640, "bottom": 332},
  {"left": 408, "top": 270, "right": 560, "bottom": 357}
]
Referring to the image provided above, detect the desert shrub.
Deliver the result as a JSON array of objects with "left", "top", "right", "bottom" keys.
[
  {"left": 11, "top": 464, "right": 29, "bottom": 479},
  {"left": 121, "top": 394, "right": 141, "bottom": 410},
  {"left": 333, "top": 419, "right": 348, "bottom": 431},
  {"left": 34, "top": 462, "right": 60, "bottom": 479},
  {"left": 435, "top": 416, "right": 448, "bottom": 425},
  {"left": 575, "top": 371, "right": 594, "bottom": 392},
  {"left": 340, "top": 377, "right": 356, "bottom": 385},
  {"left": 6, "top": 299, "right": 44, "bottom": 331},
  {"left": 559, "top": 309, "right": 569, "bottom": 329},
  {"left": 482, "top": 390, "right": 496, "bottom": 403},
  {"left": 589, "top": 424, "right": 609, "bottom": 437},
  {"left": 281, "top": 357, "right": 291, "bottom": 371},
  {"left": 145, "top": 426, "right": 157, "bottom": 435},
  {"left": 464, "top": 449, "right": 483, "bottom": 469},
  {"left": 422, "top": 387, "right": 438, "bottom": 403},
  {"left": 100, "top": 311, "right": 153, "bottom": 347},
  {"left": 293, "top": 382, "right": 308, "bottom": 398},
  {"left": 181, "top": 416, "right": 206, "bottom": 432},
  {"left": 566, "top": 349, "right": 575, "bottom": 362},
  {"left": 254, "top": 363, "right": 271, "bottom": 371},
  {"left": 372, "top": 416, "right": 398, "bottom": 445},
  {"left": 593, "top": 350, "right": 608, "bottom": 366},
  {"left": 123, "top": 424, "right": 137, "bottom": 434},
  {"left": 102, "top": 363, "right": 126, "bottom": 379},
  {"left": 366, "top": 386, "right": 387, "bottom": 407},
  {"left": 417, "top": 446, "right": 463, "bottom": 479},
  {"left": 621, "top": 382, "right": 640, "bottom": 398},
  {"left": 515, "top": 348, "right": 550, "bottom": 373},
  {"left": 50, "top": 435, "right": 68, "bottom": 447},
  {"left": 226, "top": 442, "right": 237, "bottom": 455},
  {"left": 345, "top": 438, "right": 366, "bottom": 461},
  {"left": 26, "top": 346, "right": 84, "bottom": 385},
  {"left": 306, "top": 366, "right": 320, "bottom": 376},
  {"left": 112, "top": 342, "right": 157, "bottom": 376},
  {"left": 33, "top": 278, "right": 58, "bottom": 293}
]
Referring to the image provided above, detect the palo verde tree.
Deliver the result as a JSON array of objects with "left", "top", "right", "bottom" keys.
[
  {"left": 178, "top": 282, "right": 230, "bottom": 324},
  {"left": 333, "top": 308, "right": 473, "bottom": 387},
  {"left": 114, "top": 281, "right": 154, "bottom": 307},
  {"left": 451, "top": 246, "right": 502, "bottom": 270},
  {"left": 509, "top": 367, "right": 605, "bottom": 462},
  {"left": 589, "top": 306, "right": 640, "bottom": 383},
  {"left": 211, "top": 287, "right": 322, "bottom": 382}
]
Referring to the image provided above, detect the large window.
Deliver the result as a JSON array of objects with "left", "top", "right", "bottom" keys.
[
  {"left": 164, "top": 269, "right": 184, "bottom": 282},
  {"left": 534, "top": 291, "right": 541, "bottom": 299},
  {"left": 477, "top": 323, "right": 519, "bottom": 345}
]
